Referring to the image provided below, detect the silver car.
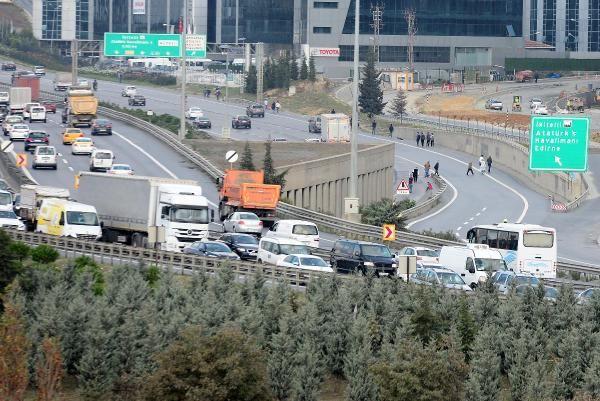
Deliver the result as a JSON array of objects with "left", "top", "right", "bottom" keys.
[
  {"left": 411, "top": 266, "right": 472, "bottom": 292},
  {"left": 223, "top": 212, "right": 263, "bottom": 234}
]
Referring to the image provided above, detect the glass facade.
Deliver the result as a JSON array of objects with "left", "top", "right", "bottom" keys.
[
  {"left": 591, "top": 0, "right": 600, "bottom": 51},
  {"left": 542, "top": 0, "right": 557, "bottom": 46},
  {"left": 76, "top": 0, "right": 90, "bottom": 39},
  {"left": 566, "top": 0, "right": 579, "bottom": 50},
  {"left": 42, "top": 0, "right": 62, "bottom": 40},
  {"left": 221, "top": 0, "right": 294, "bottom": 43},
  {"left": 339, "top": 45, "right": 450, "bottom": 63},
  {"left": 530, "top": 0, "right": 538, "bottom": 40},
  {"left": 342, "top": 0, "right": 522, "bottom": 37}
]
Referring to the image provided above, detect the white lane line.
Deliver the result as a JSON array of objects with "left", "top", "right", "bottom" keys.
[
  {"left": 457, "top": 227, "right": 462, "bottom": 231},
  {"left": 58, "top": 152, "right": 63, "bottom": 157},
  {"left": 482, "top": 207, "right": 487, "bottom": 211},
  {"left": 62, "top": 159, "right": 68, "bottom": 164},
  {"left": 383, "top": 138, "right": 528, "bottom": 223},
  {"left": 111, "top": 129, "right": 218, "bottom": 208},
  {"left": 476, "top": 212, "right": 481, "bottom": 216},
  {"left": 68, "top": 166, "right": 74, "bottom": 171},
  {"left": 469, "top": 217, "right": 474, "bottom": 221},
  {"left": 558, "top": 256, "right": 600, "bottom": 267},
  {"left": 463, "top": 221, "right": 468, "bottom": 225}
]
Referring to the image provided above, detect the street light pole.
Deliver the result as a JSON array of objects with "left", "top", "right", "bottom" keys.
[
  {"left": 235, "top": 0, "right": 239, "bottom": 45},
  {"left": 179, "top": 0, "right": 187, "bottom": 141},
  {"left": 345, "top": 0, "right": 360, "bottom": 220}
]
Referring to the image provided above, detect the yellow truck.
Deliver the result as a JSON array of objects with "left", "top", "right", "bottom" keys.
[
  {"left": 35, "top": 198, "right": 102, "bottom": 241},
  {"left": 64, "top": 87, "right": 98, "bottom": 127}
]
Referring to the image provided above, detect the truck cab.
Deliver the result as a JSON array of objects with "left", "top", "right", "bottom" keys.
[
  {"left": 157, "top": 184, "right": 213, "bottom": 251},
  {"left": 439, "top": 244, "right": 507, "bottom": 289},
  {"left": 35, "top": 198, "right": 102, "bottom": 241}
]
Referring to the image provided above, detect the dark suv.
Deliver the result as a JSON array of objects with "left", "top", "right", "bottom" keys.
[
  {"left": 246, "top": 104, "right": 265, "bottom": 118},
  {"left": 330, "top": 239, "right": 397, "bottom": 276},
  {"left": 128, "top": 95, "right": 146, "bottom": 106},
  {"left": 219, "top": 233, "right": 259, "bottom": 260},
  {"left": 232, "top": 115, "right": 251, "bottom": 129},
  {"left": 91, "top": 119, "right": 113, "bottom": 135},
  {"left": 1, "top": 63, "right": 16, "bottom": 71}
]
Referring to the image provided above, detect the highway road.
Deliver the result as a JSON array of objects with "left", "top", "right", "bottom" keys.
[{"left": 1, "top": 65, "right": 599, "bottom": 264}]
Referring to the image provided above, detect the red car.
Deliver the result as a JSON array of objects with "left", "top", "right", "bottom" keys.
[{"left": 41, "top": 101, "right": 57, "bottom": 114}]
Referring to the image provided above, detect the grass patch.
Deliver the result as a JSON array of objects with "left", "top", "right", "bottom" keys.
[{"left": 79, "top": 68, "right": 177, "bottom": 87}]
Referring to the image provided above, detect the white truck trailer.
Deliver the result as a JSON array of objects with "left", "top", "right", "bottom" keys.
[
  {"left": 75, "top": 173, "right": 213, "bottom": 251},
  {"left": 9, "top": 87, "right": 31, "bottom": 114},
  {"left": 19, "top": 184, "right": 71, "bottom": 230},
  {"left": 320, "top": 113, "right": 350, "bottom": 142}
]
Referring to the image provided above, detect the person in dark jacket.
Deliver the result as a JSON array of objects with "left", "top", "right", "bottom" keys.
[
  {"left": 420, "top": 133, "right": 425, "bottom": 147},
  {"left": 487, "top": 155, "right": 493, "bottom": 173},
  {"left": 388, "top": 123, "right": 394, "bottom": 137},
  {"left": 434, "top": 161, "right": 440, "bottom": 176},
  {"left": 371, "top": 120, "right": 377, "bottom": 135}
]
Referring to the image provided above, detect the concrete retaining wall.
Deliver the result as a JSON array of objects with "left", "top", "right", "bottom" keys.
[
  {"left": 399, "top": 127, "right": 585, "bottom": 203},
  {"left": 277, "top": 143, "right": 395, "bottom": 217}
]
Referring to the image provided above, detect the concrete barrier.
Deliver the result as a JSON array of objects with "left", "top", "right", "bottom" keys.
[{"left": 277, "top": 143, "right": 395, "bottom": 217}]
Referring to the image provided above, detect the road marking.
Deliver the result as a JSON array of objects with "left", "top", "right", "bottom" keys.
[
  {"left": 62, "top": 159, "right": 68, "bottom": 164},
  {"left": 469, "top": 217, "right": 474, "bottom": 221},
  {"left": 68, "top": 166, "right": 74, "bottom": 171},
  {"left": 482, "top": 207, "right": 487, "bottom": 211},
  {"left": 476, "top": 212, "right": 481, "bottom": 216},
  {"left": 58, "top": 152, "right": 63, "bottom": 157},
  {"left": 558, "top": 256, "right": 600, "bottom": 267},
  {"left": 457, "top": 226, "right": 462, "bottom": 231},
  {"left": 111, "top": 129, "right": 218, "bottom": 208}
]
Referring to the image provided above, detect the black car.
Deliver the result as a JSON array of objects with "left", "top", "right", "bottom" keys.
[
  {"left": 232, "top": 115, "right": 251, "bottom": 129},
  {"left": 219, "top": 233, "right": 259, "bottom": 260},
  {"left": 183, "top": 241, "right": 240, "bottom": 260},
  {"left": 193, "top": 116, "right": 212, "bottom": 129},
  {"left": 330, "top": 239, "right": 396, "bottom": 277},
  {"left": 91, "top": 119, "right": 113, "bottom": 135},
  {"left": 246, "top": 104, "right": 265, "bottom": 118},
  {"left": 1, "top": 63, "right": 16, "bottom": 71},
  {"left": 24, "top": 131, "right": 49, "bottom": 151},
  {"left": 128, "top": 95, "right": 146, "bottom": 106}
]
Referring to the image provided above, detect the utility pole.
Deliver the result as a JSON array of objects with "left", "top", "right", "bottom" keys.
[
  {"left": 371, "top": 3, "right": 383, "bottom": 63},
  {"left": 235, "top": 0, "right": 239, "bottom": 45},
  {"left": 109, "top": 0, "right": 113, "bottom": 32},
  {"left": 71, "top": 39, "right": 78, "bottom": 86},
  {"left": 179, "top": 0, "right": 187, "bottom": 141},
  {"left": 256, "top": 42, "right": 264, "bottom": 103},
  {"left": 128, "top": 0, "right": 132, "bottom": 32},
  {"left": 404, "top": 8, "right": 417, "bottom": 72},
  {"left": 166, "top": 0, "right": 170, "bottom": 33},
  {"left": 345, "top": 0, "right": 360, "bottom": 221}
]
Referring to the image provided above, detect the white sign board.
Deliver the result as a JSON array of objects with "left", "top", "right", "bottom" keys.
[
  {"left": 225, "top": 150, "right": 239, "bottom": 163},
  {"left": 397, "top": 255, "right": 417, "bottom": 277},
  {"left": 133, "top": 0, "right": 146, "bottom": 15},
  {"left": 309, "top": 47, "right": 340, "bottom": 57}
]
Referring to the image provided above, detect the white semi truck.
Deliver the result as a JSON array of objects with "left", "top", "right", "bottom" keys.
[
  {"left": 9, "top": 87, "right": 31, "bottom": 114},
  {"left": 75, "top": 173, "right": 213, "bottom": 251}
]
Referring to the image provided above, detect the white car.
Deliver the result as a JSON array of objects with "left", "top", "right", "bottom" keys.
[
  {"left": 185, "top": 107, "right": 204, "bottom": 119},
  {"left": 29, "top": 106, "right": 47, "bottom": 123},
  {"left": 411, "top": 266, "right": 473, "bottom": 292},
  {"left": 121, "top": 86, "right": 137, "bottom": 97},
  {"left": 89, "top": 149, "right": 114, "bottom": 172},
  {"left": 32, "top": 146, "right": 57, "bottom": 170},
  {"left": 23, "top": 102, "right": 41, "bottom": 120},
  {"left": 277, "top": 254, "right": 334, "bottom": 273},
  {"left": 71, "top": 137, "right": 95, "bottom": 155},
  {"left": 33, "top": 65, "right": 45, "bottom": 76},
  {"left": 0, "top": 210, "right": 25, "bottom": 231},
  {"left": 0, "top": 91, "right": 9, "bottom": 104},
  {"left": 532, "top": 104, "right": 549, "bottom": 115},
  {"left": 10, "top": 124, "right": 29, "bottom": 140},
  {"left": 530, "top": 98, "right": 543, "bottom": 109},
  {"left": 491, "top": 271, "right": 540, "bottom": 295},
  {"left": 223, "top": 212, "right": 263, "bottom": 234},
  {"left": 398, "top": 246, "right": 439, "bottom": 264},
  {"left": 108, "top": 163, "right": 134, "bottom": 175},
  {"left": 2, "top": 115, "right": 23, "bottom": 135}
]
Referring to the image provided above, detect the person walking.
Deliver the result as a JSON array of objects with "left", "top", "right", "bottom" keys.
[
  {"left": 371, "top": 120, "right": 377, "bottom": 135},
  {"left": 92, "top": 79, "right": 98, "bottom": 91},
  {"left": 117, "top": 71, "right": 123, "bottom": 83},
  {"left": 416, "top": 132, "right": 421, "bottom": 146},
  {"left": 434, "top": 161, "right": 439, "bottom": 176},
  {"left": 479, "top": 155, "right": 486, "bottom": 174},
  {"left": 466, "top": 162, "right": 474, "bottom": 175},
  {"left": 264, "top": 99, "right": 269, "bottom": 110},
  {"left": 331, "top": 108, "right": 336, "bottom": 114},
  {"left": 426, "top": 132, "right": 431, "bottom": 147},
  {"left": 420, "top": 133, "right": 425, "bottom": 147},
  {"left": 408, "top": 175, "right": 414, "bottom": 193},
  {"left": 424, "top": 161, "right": 431, "bottom": 178},
  {"left": 275, "top": 101, "right": 281, "bottom": 113},
  {"left": 430, "top": 133, "right": 435, "bottom": 147},
  {"left": 272, "top": 101, "right": 277, "bottom": 112},
  {"left": 487, "top": 155, "right": 493, "bottom": 173},
  {"left": 426, "top": 181, "right": 434, "bottom": 192},
  {"left": 412, "top": 168, "right": 418, "bottom": 183},
  {"left": 388, "top": 123, "right": 394, "bottom": 137}
]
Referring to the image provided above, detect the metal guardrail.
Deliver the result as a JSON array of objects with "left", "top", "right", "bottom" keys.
[{"left": 400, "top": 175, "right": 447, "bottom": 220}]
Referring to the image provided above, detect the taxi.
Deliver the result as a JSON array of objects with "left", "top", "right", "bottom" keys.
[
  {"left": 62, "top": 128, "right": 84, "bottom": 145},
  {"left": 71, "top": 137, "right": 95, "bottom": 155}
]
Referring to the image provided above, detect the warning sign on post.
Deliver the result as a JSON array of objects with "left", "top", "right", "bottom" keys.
[{"left": 396, "top": 180, "right": 409, "bottom": 195}]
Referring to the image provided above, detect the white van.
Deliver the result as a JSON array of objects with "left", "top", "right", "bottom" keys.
[
  {"left": 89, "top": 149, "right": 114, "bottom": 172},
  {"left": 0, "top": 190, "right": 13, "bottom": 212},
  {"left": 257, "top": 237, "right": 310, "bottom": 265},
  {"left": 33, "top": 146, "right": 58, "bottom": 170},
  {"left": 23, "top": 102, "right": 41, "bottom": 121},
  {"left": 29, "top": 106, "right": 47, "bottom": 123},
  {"left": 265, "top": 219, "right": 320, "bottom": 248},
  {"left": 438, "top": 244, "right": 508, "bottom": 289}
]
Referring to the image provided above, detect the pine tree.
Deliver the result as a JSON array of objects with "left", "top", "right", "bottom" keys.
[
  {"left": 278, "top": 54, "right": 291, "bottom": 89},
  {"left": 245, "top": 65, "right": 258, "bottom": 94},
  {"left": 36, "top": 337, "right": 64, "bottom": 401},
  {"left": 456, "top": 297, "right": 477, "bottom": 362},
  {"left": 553, "top": 332, "right": 583, "bottom": 400},
  {"left": 291, "top": 337, "right": 323, "bottom": 401},
  {"left": 263, "top": 140, "right": 288, "bottom": 189},
  {"left": 507, "top": 335, "right": 529, "bottom": 401},
  {"left": 240, "top": 141, "right": 256, "bottom": 171},
  {"left": 264, "top": 59, "right": 275, "bottom": 90},
  {"left": 308, "top": 56, "right": 316, "bottom": 81},
  {"left": 583, "top": 339, "right": 600, "bottom": 397},
  {"left": 267, "top": 316, "right": 296, "bottom": 401},
  {"left": 390, "top": 90, "right": 407, "bottom": 124},
  {"left": 290, "top": 54, "right": 299, "bottom": 81},
  {"left": 358, "top": 48, "right": 385, "bottom": 116},
  {"left": 344, "top": 314, "right": 378, "bottom": 401},
  {"left": 465, "top": 325, "right": 501, "bottom": 401},
  {"left": 0, "top": 229, "right": 22, "bottom": 311},
  {"left": 300, "top": 55, "right": 308, "bottom": 80},
  {"left": 524, "top": 353, "right": 549, "bottom": 401},
  {"left": 0, "top": 300, "right": 30, "bottom": 401}
]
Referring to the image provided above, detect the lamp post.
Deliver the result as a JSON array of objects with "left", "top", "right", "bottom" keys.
[
  {"left": 221, "top": 44, "right": 231, "bottom": 102},
  {"left": 179, "top": 0, "right": 187, "bottom": 141}
]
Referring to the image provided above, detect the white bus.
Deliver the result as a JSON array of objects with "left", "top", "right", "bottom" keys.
[{"left": 465, "top": 223, "right": 557, "bottom": 278}]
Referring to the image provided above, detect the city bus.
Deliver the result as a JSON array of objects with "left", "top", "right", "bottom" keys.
[{"left": 465, "top": 223, "right": 557, "bottom": 278}]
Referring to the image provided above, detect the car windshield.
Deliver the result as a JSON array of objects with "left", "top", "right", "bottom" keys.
[
  {"left": 170, "top": 207, "right": 209, "bottom": 224},
  {"left": 514, "top": 276, "right": 540, "bottom": 286},
  {"left": 417, "top": 249, "right": 438, "bottom": 257},
  {"left": 95, "top": 152, "right": 112, "bottom": 159},
  {"left": 13, "top": 125, "right": 27, "bottom": 130},
  {"left": 233, "top": 235, "right": 258, "bottom": 245},
  {"left": 292, "top": 224, "right": 318, "bottom": 235},
  {"left": 0, "top": 193, "right": 11, "bottom": 205},
  {"left": 239, "top": 213, "right": 259, "bottom": 220},
  {"left": 66, "top": 129, "right": 81, "bottom": 133},
  {"left": 475, "top": 258, "right": 507, "bottom": 271},
  {"left": 300, "top": 257, "right": 328, "bottom": 267},
  {"left": 7, "top": 117, "right": 22, "bottom": 123},
  {"left": 29, "top": 132, "right": 46, "bottom": 138},
  {"left": 113, "top": 165, "right": 130, "bottom": 170},
  {"left": 0, "top": 210, "right": 17, "bottom": 219},
  {"left": 205, "top": 243, "right": 231, "bottom": 253},
  {"left": 279, "top": 244, "right": 310, "bottom": 255},
  {"left": 37, "top": 147, "right": 54, "bottom": 155},
  {"left": 32, "top": 108, "right": 45, "bottom": 112},
  {"left": 96, "top": 120, "right": 109, "bottom": 125},
  {"left": 361, "top": 244, "right": 392, "bottom": 257},
  {"left": 66, "top": 211, "right": 99, "bottom": 226},
  {"left": 0, "top": 181, "right": 8, "bottom": 191},
  {"left": 438, "top": 272, "right": 466, "bottom": 285},
  {"left": 190, "top": 108, "right": 201, "bottom": 112},
  {"left": 77, "top": 138, "right": 92, "bottom": 143}
]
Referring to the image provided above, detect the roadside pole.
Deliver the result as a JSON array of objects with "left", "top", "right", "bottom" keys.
[
  {"left": 71, "top": 40, "right": 78, "bottom": 87},
  {"left": 179, "top": 0, "right": 187, "bottom": 141}
]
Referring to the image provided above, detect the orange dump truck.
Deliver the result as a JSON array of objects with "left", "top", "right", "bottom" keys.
[{"left": 218, "top": 170, "right": 281, "bottom": 224}]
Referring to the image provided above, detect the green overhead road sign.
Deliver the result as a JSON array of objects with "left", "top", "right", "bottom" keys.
[
  {"left": 186, "top": 34, "right": 207, "bottom": 58},
  {"left": 104, "top": 33, "right": 182, "bottom": 57},
  {"left": 529, "top": 116, "right": 589, "bottom": 172}
]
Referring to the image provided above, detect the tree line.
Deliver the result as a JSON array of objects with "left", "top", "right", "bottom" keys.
[
  {"left": 2, "top": 230, "right": 600, "bottom": 401},
  {"left": 245, "top": 53, "right": 317, "bottom": 94}
]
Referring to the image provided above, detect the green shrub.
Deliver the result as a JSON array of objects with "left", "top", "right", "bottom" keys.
[
  {"left": 360, "top": 198, "right": 415, "bottom": 230},
  {"left": 31, "top": 245, "right": 60, "bottom": 264},
  {"left": 145, "top": 265, "right": 161, "bottom": 288},
  {"left": 419, "top": 229, "right": 458, "bottom": 241},
  {"left": 8, "top": 242, "right": 31, "bottom": 262}
]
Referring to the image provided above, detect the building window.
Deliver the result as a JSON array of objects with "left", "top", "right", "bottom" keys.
[
  {"left": 591, "top": 0, "right": 600, "bottom": 51},
  {"left": 339, "top": 45, "right": 449, "bottom": 63},
  {"left": 542, "top": 0, "right": 557, "bottom": 46},
  {"left": 530, "top": 0, "right": 537, "bottom": 40},
  {"left": 42, "top": 0, "right": 62, "bottom": 40},
  {"left": 342, "top": 0, "right": 522, "bottom": 37},
  {"left": 221, "top": 0, "right": 294, "bottom": 44},
  {"left": 313, "top": 26, "right": 332, "bottom": 33},
  {"left": 314, "top": 1, "right": 338, "bottom": 8},
  {"left": 566, "top": 0, "right": 579, "bottom": 50},
  {"left": 76, "top": 0, "right": 90, "bottom": 39}
]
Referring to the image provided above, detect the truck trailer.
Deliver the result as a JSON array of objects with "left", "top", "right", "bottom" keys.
[
  {"left": 9, "top": 87, "right": 31, "bottom": 114},
  {"left": 13, "top": 75, "right": 40, "bottom": 101},
  {"left": 320, "top": 113, "right": 350, "bottom": 142},
  {"left": 19, "top": 184, "right": 71, "bottom": 230},
  {"left": 67, "top": 87, "right": 98, "bottom": 127},
  {"left": 75, "top": 173, "right": 213, "bottom": 251}
]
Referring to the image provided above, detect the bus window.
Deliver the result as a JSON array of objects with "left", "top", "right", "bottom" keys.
[
  {"left": 498, "top": 231, "right": 509, "bottom": 249},
  {"left": 508, "top": 232, "right": 518, "bottom": 250},
  {"left": 487, "top": 230, "right": 498, "bottom": 248},
  {"left": 523, "top": 231, "right": 554, "bottom": 248},
  {"left": 476, "top": 229, "right": 488, "bottom": 244}
]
